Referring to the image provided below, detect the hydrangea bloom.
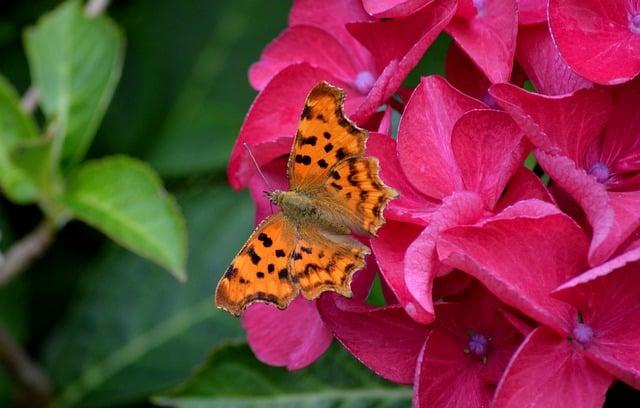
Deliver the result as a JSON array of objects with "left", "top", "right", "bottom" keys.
[{"left": 225, "top": 0, "right": 640, "bottom": 404}]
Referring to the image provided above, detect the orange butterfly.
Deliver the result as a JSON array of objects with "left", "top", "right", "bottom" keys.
[{"left": 216, "top": 82, "right": 398, "bottom": 316}]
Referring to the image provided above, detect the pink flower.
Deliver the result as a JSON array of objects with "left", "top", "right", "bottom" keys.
[
  {"left": 370, "top": 75, "right": 554, "bottom": 323},
  {"left": 549, "top": 0, "right": 640, "bottom": 85},
  {"left": 438, "top": 211, "right": 640, "bottom": 405},
  {"left": 490, "top": 80, "right": 640, "bottom": 265},
  {"left": 318, "top": 278, "right": 525, "bottom": 407}
]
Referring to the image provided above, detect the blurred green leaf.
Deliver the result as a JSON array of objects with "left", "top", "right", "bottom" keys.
[
  {"left": 92, "top": 0, "right": 289, "bottom": 177},
  {"left": 24, "top": 0, "right": 124, "bottom": 169},
  {"left": 60, "top": 156, "right": 187, "bottom": 279},
  {"left": 0, "top": 74, "right": 39, "bottom": 203},
  {"left": 154, "top": 343, "right": 412, "bottom": 408},
  {"left": 45, "top": 186, "right": 253, "bottom": 407}
]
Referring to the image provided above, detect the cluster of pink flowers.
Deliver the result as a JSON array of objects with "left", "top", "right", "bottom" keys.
[{"left": 227, "top": 0, "right": 640, "bottom": 406}]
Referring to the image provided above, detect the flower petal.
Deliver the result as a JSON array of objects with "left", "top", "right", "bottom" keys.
[
  {"left": 242, "top": 296, "right": 333, "bottom": 370},
  {"left": 398, "top": 76, "right": 484, "bottom": 199},
  {"left": 437, "top": 202, "right": 588, "bottom": 334},
  {"left": 447, "top": 0, "right": 518, "bottom": 83},
  {"left": 493, "top": 327, "right": 613, "bottom": 408},
  {"left": 451, "top": 109, "right": 526, "bottom": 209},
  {"left": 317, "top": 296, "right": 429, "bottom": 384},
  {"left": 549, "top": 0, "right": 640, "bottom": 85},
  {"left": 362, "top": 0, "right": 433, "bottom": 18}
]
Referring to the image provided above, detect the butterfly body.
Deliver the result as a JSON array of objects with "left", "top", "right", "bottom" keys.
[{"left": 216, "top": 82, "right": 398, "bottom": 316}]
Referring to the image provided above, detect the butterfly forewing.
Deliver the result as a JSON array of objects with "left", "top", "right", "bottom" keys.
[
  {"left": 215, "top": 213, "right": 298, "bottom": 316},
  {"left": 288, "top": 82, "right": 366, "bottom": 190}
]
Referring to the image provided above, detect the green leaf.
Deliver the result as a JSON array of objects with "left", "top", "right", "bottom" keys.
[
  {"left": 154, "top": 343, "right": 412, "bottom": 408},
  {"left": 0, "top": 74, "right": 40, "bottom": 203},
  {"left": 45, "top": 186, "right": 254, "bottom": 407},
  {"left": 60, "top": 156, "right": 187, "bottom": 280},
  {"left": 24, "top": 0, "right": 124, "bottom": 169}
]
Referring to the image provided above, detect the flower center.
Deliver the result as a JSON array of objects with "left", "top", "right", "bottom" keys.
[
  {"left": 354, "top": 71, "right": 376, "bottom": 94},
  {"left": 572, "top": 323, "right": 594, "bottom": 345},
  {"left": 466, "top": 332, "right": 490, "bottom": 359},
  {"left": 629, "top": 14, "right": 640, "bottom": 34},
  {"left": 473, "top": 0, "right": 487, "bottom": 16},
  {"left": 588, "top": 162, "right": 610, "bottom": 183}
]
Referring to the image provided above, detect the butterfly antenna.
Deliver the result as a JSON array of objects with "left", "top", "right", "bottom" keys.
[{"left": 243, "top": 143, "right": 276, "bottom": 214}]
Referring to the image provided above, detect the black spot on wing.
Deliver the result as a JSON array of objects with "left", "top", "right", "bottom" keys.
[
  {"left": 275, "top": 249, "right": 286, "bottom": 258},
  {"left": 336, "top": 148, "right": 347, "bottom": 161},
  {"left": 278, "top": 269, "right": 289, "bottom": 279},
  {"left": 257, "top": 233, "right": 273, "bottom": 247},
  {"left": 318, "top": 159, "right": 328, "bottom": 169},
  {"left": 302, "top": 104, "right": 312, "bottom": 119},
  {"left": 323, "top": 131, "right": 331, "bottom": 139},
  {"left": 247, "top": 246, "right": 261, "bottom": 265},
  {"left": 300, "top": 136, "right": 317, "bottom": 146}
]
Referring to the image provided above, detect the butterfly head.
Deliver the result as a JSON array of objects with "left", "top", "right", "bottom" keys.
[{"left": 265, "top": 190, "right": 285, "bottom": 206}]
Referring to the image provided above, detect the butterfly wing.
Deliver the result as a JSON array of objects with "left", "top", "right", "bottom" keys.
[
  {"left": 288, "top": 82, "right": 367, "bottom": 189},
  {"left": 291, "top": 225, "right": 370, "bottom": 300},
  {"left": 215, "top": 212, "right": 298, "bottom": 316},
  {"left": 322, "top": 156, "right": 398, "bottom": 235}
]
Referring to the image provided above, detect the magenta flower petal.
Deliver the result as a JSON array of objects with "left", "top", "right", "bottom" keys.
[
  {"left": 242, "top": 296, "right": 333, "bottom": 370},
  {"left": 549, "top": 0, "right": 640, "bottom": 85},
  {"left": 437, "top": 204, "right": 588, "bottom": 334},
  {"left": 445, "top": 40, "right": 491, "bottom": 102},
  {"left": 601, "top": 78, "right": 640, "bottom": 175},
  {"left": 362, "top": 0, "right": 433, "bottom": 18},
  {"left": 414, "top": 284, "right": 523, "bottom": 407},
  {"left": 553, "top": 247, "right": 640, "bottom": 388},
  {"left": 398, "top": 76, "right": 484, "bottom": 199},
  {"left": 227, "top": 63, "right": 353, "bottom": 189},
  {"left": 248, "top": 26, "right": 359, "bottom": 91},
  {"left": 451, "top": 109, "right": 526, "bottom": 209},
  {"left": 404, "top": 191, "right": 485, "bottom": 323},
  {"left": 489, "top": 84, "right": 612, "bottom": 164},
  {"left": 371, "top": 220, "right": 434, "bottom": 322},
  {"left": 493, "top": 327, "right": 613, "bottom": 408},
  {"left": 519, "top": 0, "right": 547, "bottom": 25},
  {"left": 494, "top": 167, "right": 555, "bottom": 211},
  {"left": 317, "top": 296, "right": 429, "bottom": 384},
  {"left": 516, "top": 24, "right": 593, "bottom": 96},
  {"left": 366, "top": 133, "right": 437, "bottom": 223},
  {"left": 289, "top": 0, "right": 373, "bottom": 69},
  {"left": 446, "top": 0, "right": 518, "bottom": 83}
]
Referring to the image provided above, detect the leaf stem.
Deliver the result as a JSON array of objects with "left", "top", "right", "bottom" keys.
[
  {"left": 0, "top": 325, "right": 52, "bottom": 407},
  {"left": 0, "top": 222, "right": 55, "bottom": 287}
]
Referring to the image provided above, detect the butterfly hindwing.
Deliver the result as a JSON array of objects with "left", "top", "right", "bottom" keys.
[
  {"left": 288, "top": 82, "right": 367, "bottom": 189},
  {"left": 215, "top": 213, "right": 298, "bottom": 316},
  {"left": 291, "top": 226, "right": 370, "bottom": 300},
  {"left": 323, "top": 156, "right": 398, "bottom": 235}
]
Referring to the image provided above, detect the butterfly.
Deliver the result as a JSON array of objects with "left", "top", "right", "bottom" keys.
[{"left": 215, "top": 82, "right": 398, "bottom": 316}]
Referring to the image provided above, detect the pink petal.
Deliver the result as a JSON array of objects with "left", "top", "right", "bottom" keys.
[
  {"left": 248, "top": 26, "right": 360, "bottom": 91},
  {"left": 489, "top": 83, "right": 612, "bottom": 166},
  {"left": 445, "top": 40, "right": 492, "bottom": 102},
  {"left": 516, "top": 24, "right": 593, "bottom": 96},
  {"left": 289, "top": 0, "right": 373, "bottom": 69},
  {"left": 242, "top": 296, "right": 333, "bottom": 370},
  {"left": 398, "top": 76, "right": 484, "bottom": 199},
  {"left": 493, "top": 327, "right": 613, "bottom": 408},
  {"left": 535, "top": 150, "right": 636, "bottom": 266},
  {"left": 414, "top": 331, "right": 493, "bottom": 408},
  {"left": 602, "top": 78, "right": 640, "bottom": 178},
  {"left": 362, "top": 0, "right": 433, "bottom": 18},
  {"left": 371, "top": 220, "right": 434, "bottom": 322},
  {"left": 405, "top": 191, "right": 485, "bottom": 323},
  {"left": 347, "top": 0, "right": 457, "bottom": 118},
  {"left": 432, "top": 270, "right": 472, "bottom": 299},
  {"left": 549, "top": 0, "right": 640, "bottom": 85},
  {"left": 366, "top": 133, "right": 437, "bottom": 223},
  {"left": 553, "top": 247, "right": 640, "bottom": 388},
  {"left": 451, "top": 109, "right": 526, "bottom": 209},
  {"left": 446, "top": 0, "right": 518, "bottom": 83},
  {"left": 317, "top": 296, "right": 429, "bottom": 384},
  {"left": 227, "top": 64, "right": 350, "bottom": 189},
  {"left": 519, "top": 0, "right": 547, "bottom": 25},
  {"left": 437, "top": 203, "right": 588, "bottom": 334},
  {"left": 348, "top": 0, "right": 456, "bottom": 73},
  {"left": 495, "top": 167, "right": 555, "bottom": 211}
]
